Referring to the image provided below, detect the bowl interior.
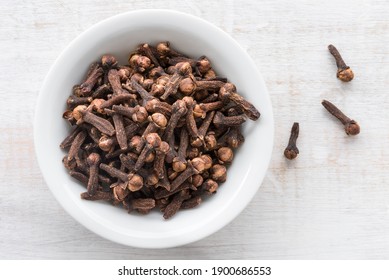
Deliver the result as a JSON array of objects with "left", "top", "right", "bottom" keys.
[{"left": 35, "top": 10, "right": 273, "bottom": 248}]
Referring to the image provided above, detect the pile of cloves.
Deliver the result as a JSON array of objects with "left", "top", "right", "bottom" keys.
[{"left": 60, "top": 42, "right": 260, "bottom": 219}]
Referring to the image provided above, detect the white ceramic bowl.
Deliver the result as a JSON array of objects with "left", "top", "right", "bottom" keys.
[{"left": 34, "top": 10, "right": 274, "bottom": 248}]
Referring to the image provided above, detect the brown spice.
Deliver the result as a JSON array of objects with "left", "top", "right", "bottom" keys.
[
  {"left": 172, "top": 128, "right": 189, "bottom": 172},
  {"left": 160, "top": 62, "right": 192, "bottom": 100},
  {"left": 132, "top": 198, "right": 156, "bottom": 211},
  {"left": 60, "top": 42, "right": 261, "bottom": 219},
  {"left": 284, "top": 122, "right": 300, "bottom": 160},
  {"left": 170, "top": 157, "right": 205, "bottom": 192},
  {"left": 328, "top": 45, "right": 354, "bottom": 82},
  {"left": 219, "top": 83, "right": 260, "bottom": 120},
  {"left": 217, "top": 147, "right": 234, "bottom": 164},
  {"left": 78, "top": 110, "right": 115, "bottom": 136},
  {"left": 60, "top": 126, "right": 82, "bottom": 149},
  {"left": 322, "top": 100, "right": 360, "bottom": 135},
  {"left": 213, "top": 111, "right": 247, "bottom": 127},
  {"left": 183, "top": 97, "right": 200, "bottom": 139},
  {"left": 163, "top": 189, "right": 191, "bottom": 219},
  {"left": 81, "top": 191, "right": 112, "bottom": 201},
  {"left": 86, "top": 153, "right": 101, "bottom": 195},
  {"left": 210, "top": 164, "right": 227, "bottom": 182},
  {"left": 67, "top": 130, "right": 87, "bottom": 161},
  {"left": 181, "top": 196, "right": 202, "bottom": 209},
  {"left": 112, "top": 114, "right": 127, "bottom": 150},
  {"left": 69, "top": 170, "right": 88, "bottom": 186},
  {"left": 134, "top": 133, "right": 161, "bottom": 171},
  {"left": 162, "top": 99, "right": 187, "bottom": 142},
  {"left": 79, "top": 62, "right": 103, "bottom": 96}
]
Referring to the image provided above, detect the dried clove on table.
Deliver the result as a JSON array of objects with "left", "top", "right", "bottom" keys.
[
  {"left": 322, "top": 100, "right": 360, "bottom": 136},
  {"left": 328, "top": 44, "right": 354, "bottom": 82},
  {"left": 60, "top": 41, "right": 261, "bottom": 219},
  {"left": 284, "top": 122, "right": 299, "bottom": 160}
]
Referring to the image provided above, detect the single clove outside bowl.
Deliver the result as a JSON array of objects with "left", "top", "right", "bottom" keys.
[{"left": 34, "top": 9, "right": 274, "bottom": 248}]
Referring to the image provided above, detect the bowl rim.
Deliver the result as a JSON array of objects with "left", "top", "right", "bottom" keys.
[{"left": 34, "top": 9, "right": 274, "bottom": 248}]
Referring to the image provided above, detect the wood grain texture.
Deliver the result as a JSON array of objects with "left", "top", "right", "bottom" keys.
[{"left": 1, "top": 0, "right": 389, "bottom": 259}]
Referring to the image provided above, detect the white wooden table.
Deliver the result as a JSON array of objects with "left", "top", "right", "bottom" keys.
[{"left": 1, "top": 0, "right": 389, "bottom": 259}]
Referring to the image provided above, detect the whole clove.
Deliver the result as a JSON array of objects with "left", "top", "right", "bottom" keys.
[
  {"left": 322, "top": 100, "right": 360, "bottom": 135},
  {"left": 328, "top": 44, "right": 354, "bottom": 82},
  {"left": 284, "top": 122, "right": 300, "bottom": 160},
  {"left": 86, "top": 153, "right": 101, "bottom": 195}
]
